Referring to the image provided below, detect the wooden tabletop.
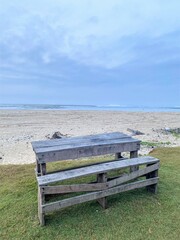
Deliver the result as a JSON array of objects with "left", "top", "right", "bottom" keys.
[{"left": 32, "top": 132, "right": 141, "bottom": 163}]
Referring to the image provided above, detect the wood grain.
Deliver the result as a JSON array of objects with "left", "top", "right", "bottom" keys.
[
  {"left": 32, "top": 132, "right": 140, "bottom": 163},
  {"left": 37, "top": 156, "right": 159, "bottom": 186},
  {"left": 43, "top": 183, "right": 108, "bottom": 194},
  {"left": 42, "top": 178, "right": 159, "bottom": 213}
]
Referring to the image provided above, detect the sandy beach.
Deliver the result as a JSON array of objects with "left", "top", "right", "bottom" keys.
[{"left": 0, "top": 110, "right": 179, "bottom": 165}]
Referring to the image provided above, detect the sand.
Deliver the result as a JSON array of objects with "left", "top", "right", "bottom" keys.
[{"left": 0, "top": 110, "right": 179, "bottom": 165}]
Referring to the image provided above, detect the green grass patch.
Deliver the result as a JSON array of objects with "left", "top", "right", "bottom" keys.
[
  {"left": 172, "top": 132, "right": 180, "bottom": 139},
  {"left": 0, "top": 148, "right": 180, "bottom": 240},
  {"left": 141, "top": 141, "right": 171, "bottom": 147}
]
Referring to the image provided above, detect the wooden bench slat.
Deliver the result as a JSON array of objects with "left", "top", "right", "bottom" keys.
[
  {"left": 42, "top": 163, "right": 159, "bottom": 194},
  {"left": 37, "top": 156, "right": 159, "bottom": 186},
  {"left": 108, "top": 162, "right": 159, "bottom": 188},
  {"left": 43, "top": 183, "right": 108, "bottom": 194},
  {"left": 42, "top": 177, "right": 159, "bottom": 213},
  {"left": 46, "top": 158, "right": 128, "bottom": 175},
  {"left": 32, "top": 132, "right": 129, "bottom": 149}
]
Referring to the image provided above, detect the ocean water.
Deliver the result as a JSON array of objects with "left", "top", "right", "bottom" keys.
[{"left": 0, "top": 104, "right": 180, "bottom": 112}]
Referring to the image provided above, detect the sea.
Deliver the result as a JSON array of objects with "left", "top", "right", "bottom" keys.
[{"left": 0, "top": 104, "right": 180, "bottom": 112}]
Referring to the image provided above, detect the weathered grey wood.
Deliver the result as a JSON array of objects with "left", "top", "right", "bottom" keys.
[
  {"left": 37, "top": 140, "right": 140, "bottom": 163},
  {"left": 108, "top": 163, "right": 160, "bottom": 188},
  {"left": 38, "top": 187, "right": 45, "bottom": 226},
  {"left": 37, "top": 156, "right": 159, "bottom": 186},
  {"left": 40, "top": 163, "right": 46, "bottom": 175},
  {"left": 130, "top": 151, "right": 138, "bottom": 172},
  {"left": 33, "top": 132, "right": 160, "bottom": 226},
  {"left": 36, "top": 156, "right": 41, "bottom": 176},
  {"left": 33, "top": 134, "right": 134, "bottom": 158},
  {"left": 32, "top": 132, "right": 130, "bottom": 149},
  {"left": 97, "top": 173, "right": 108, "bottom": 209},
  {"left": 46, "top": 158, "right": 128, "bottom": 175},
  {"left": 43, "top": 183, "right": 108, "bottom": 194},
  {"left": 36, "top": 137, "right": 139, "bottom": 154},
  {"left": 42, "top": 178, "right": 159, "bottom": 213},
  {"left": 32, "top": 132, "right": 141, "bottom": 164},
  {"left": 115, "top": 152, "right": 123, "bottom": 160},
  {"left": 146, "top": 163, "right": 159, "bottom": 194}
]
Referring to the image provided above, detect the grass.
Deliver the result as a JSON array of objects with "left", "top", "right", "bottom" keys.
[
  {"left": 141, "top": 141, "right": 171, "bottom": 147},
  {"left": 0, "top": 148, "right": 180, "bottom": 240},
  {"left": 172, "top": 132, "right": 180, "bottom": 139}
]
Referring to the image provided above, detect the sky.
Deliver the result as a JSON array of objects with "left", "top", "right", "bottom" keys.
[{"left": 0, "top": 0, "right": 180, "bottom": 107}]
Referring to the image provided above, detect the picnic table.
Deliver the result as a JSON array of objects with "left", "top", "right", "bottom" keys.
[{"left": 31, "top": 132, "right": 159, "bottom": 226}]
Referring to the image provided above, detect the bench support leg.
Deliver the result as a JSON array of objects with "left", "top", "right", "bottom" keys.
[
  {"left": 36, "top": 163, "right": 41, "bottom": 176},
  {"left": 130, "top": 151, "right": 139, "bottom": 172},
  {"left": 115, "top": 152, "right": 123, "bottom": 160},
  {"left": 36, "top": 157, "right": 41, "bottom": 176},
  {"left": 97, "top": 173, "right": 107, "bottom": 209},
  {"left": 38, "top": 187, "right": 45, "bottom": 226},
  {"left": 40, "top": 163, "right": 46, "bottom": 175},
  {"left": 36, "top": 157, "right": 46, "bottom": 176},
  {"left": 146, "top": 166, "right": 158, "bottom": 194}
]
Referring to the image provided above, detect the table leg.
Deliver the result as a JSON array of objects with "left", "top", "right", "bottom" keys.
[
  {"left": 115, "top": 152, "right": 124, "bottom": 160},
  {"left": 40, "top": 163, "right": 46, "bottom": 175},
  {"left": 130, "top": 151, "right": 139, "bottom": 172},
  {"left": 146, "top": 164, "right": 158, "bottom": 194},
  {"left": 36, "top": 157, "right": 41, "bottom": 176},
  {"left": 97, "top": 173, "right": 107, "bottom": 209},
  {"left": 38, "top": 187, "right": 45, "bottom": 226}
]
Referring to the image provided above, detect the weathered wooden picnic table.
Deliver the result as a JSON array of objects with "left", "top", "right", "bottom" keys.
[
  {"left": 32, "top": 132, "right": 141, "bottom": 176},
  {"left": 31, "top": 132, "right": 159, "bottom": 226}
]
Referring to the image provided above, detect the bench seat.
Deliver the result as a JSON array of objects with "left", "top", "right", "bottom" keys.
[
  {"left": 37, "top": 156, "right": 160, "bottom": 226},
  {"left": 37, "top": 156, "right": 159, "bottom": 186}
]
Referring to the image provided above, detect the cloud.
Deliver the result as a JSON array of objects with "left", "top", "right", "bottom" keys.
[
  {"left": 0, "top": 0, "right": 180, "bottom": 69},
  {"left": 0, "top": 0, "right": 180, "bottom": 106}
]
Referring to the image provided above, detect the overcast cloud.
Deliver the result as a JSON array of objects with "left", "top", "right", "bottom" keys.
[{"left": 0, "top": 0, "right": 180, "bottom": 105}]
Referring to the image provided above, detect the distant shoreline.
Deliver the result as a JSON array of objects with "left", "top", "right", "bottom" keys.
[{"left": 0, "top": 104, "right": 180, "bottom": 112}]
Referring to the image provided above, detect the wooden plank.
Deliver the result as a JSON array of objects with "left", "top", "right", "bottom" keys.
[
  {"left": 33, "top": 132, "right": 127, "bottom": 149},
  {"left": 43, "top": 183, "right": 108, "bottom": 194},
  {"left": 130, "top": 151, "right": 139, "bottom": 172},
  {"left": 108, "top": 163, "right": 160, "bottom": 188},
  {"left": 97, "top": 173, "right": 108, "bottom": 209},
  {"left": 40, "top": 163, "right": 46, "bottom": 175},
  {"left": 115, "top": 152, "right": 123, "bottom": 160},
  {"left": 38, "top": 187, "right": 45, "bottom": 226},
  {"left": 36, "top": 141, "right": 140, "bottom": 163},
  {"left": 33, "top": 133, "right": 131, "bottom": 154},
  {"left": 37, "top": 156, "right": 159, "bottom": 186},
  {"left": 32, "top": 132, "right": 130, "bottom": 149},
  {"left": 36, "top": 156, "right": 41, "bottom": 176},
  {"left": 146, "top": 163, "right": 159, "bottom": 194},
  {"left": 42, "top": 178, "right": 159, "bottom": 213},
  {"left": 46, "top": 158, "right": 128, "bottom": 175},
  {"left": 130, "top": 151, "right": 138, "bottom": 158},
  {"left": 35, "top": 137, "right": 140, "bottom": 154}
]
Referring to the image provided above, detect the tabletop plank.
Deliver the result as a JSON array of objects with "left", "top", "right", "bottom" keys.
[
  {"left": 32, "top": 132, "right": 141, "bottom": 163},
  {"left": 32, "top": 132, "right": 129, "bottom": 149},
  {"left": 35, "top": 137, "right": 139, "bottom": 154}
]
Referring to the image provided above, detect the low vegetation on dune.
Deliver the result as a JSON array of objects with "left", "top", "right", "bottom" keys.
[{"left": 0, "top": 147, "right": 180, "bottom": 240}]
